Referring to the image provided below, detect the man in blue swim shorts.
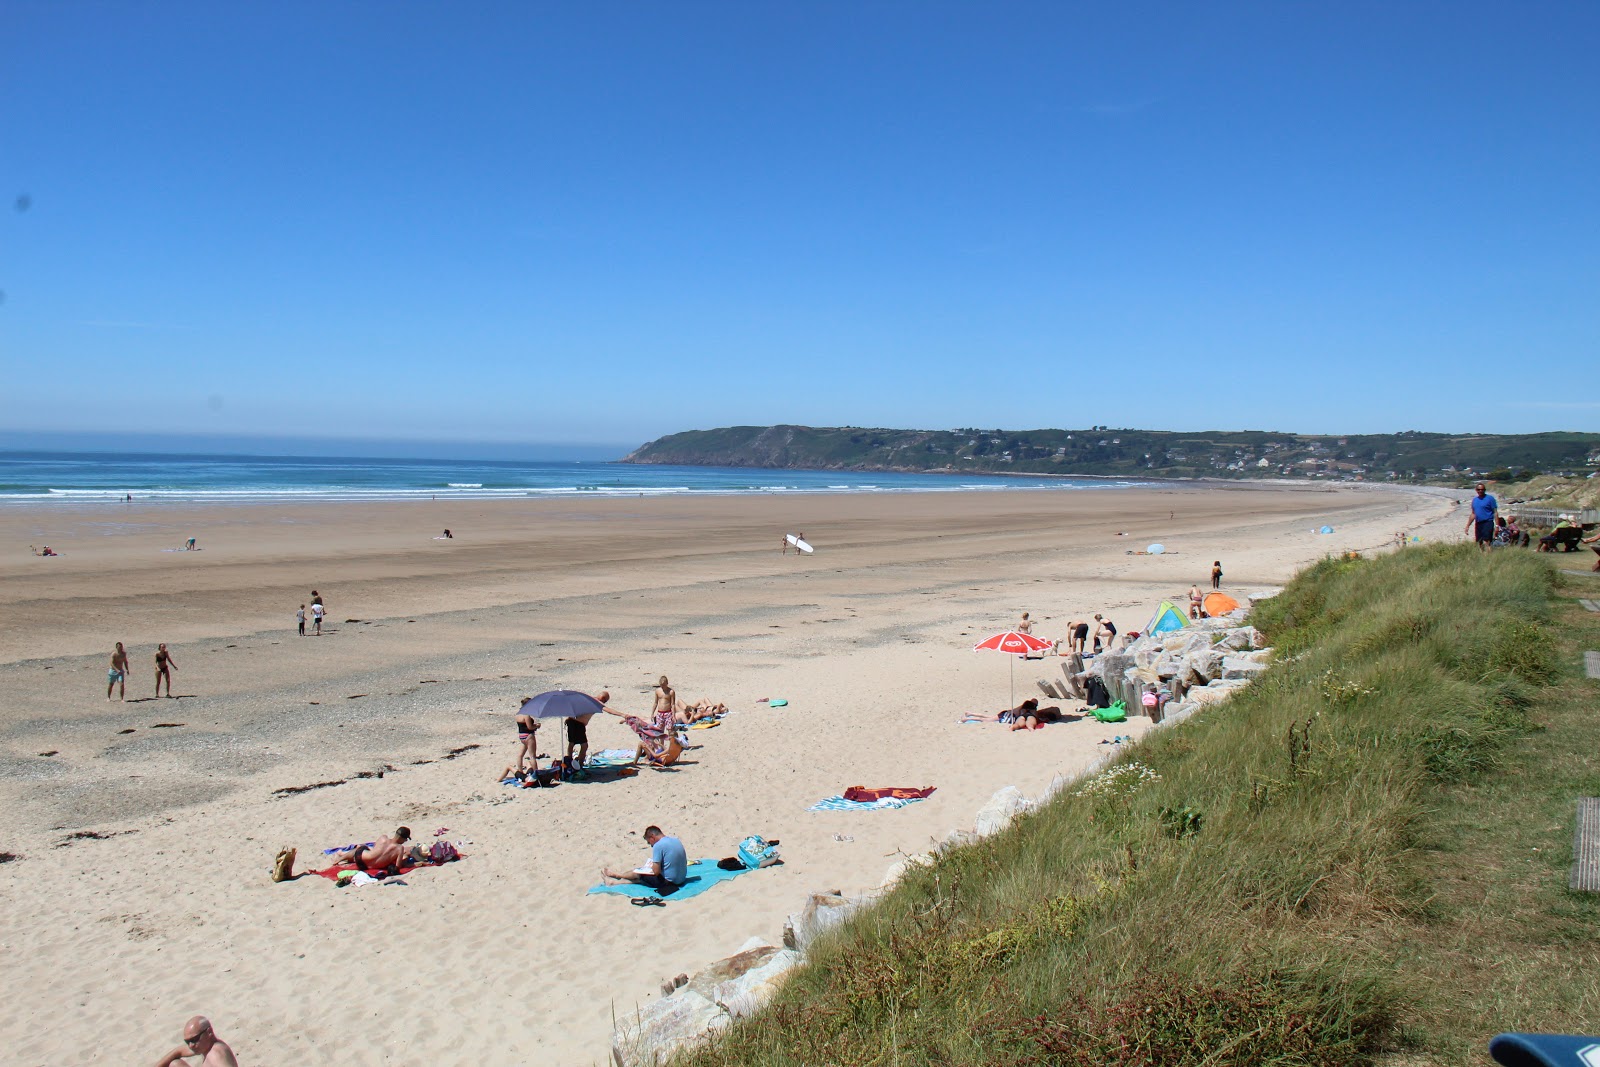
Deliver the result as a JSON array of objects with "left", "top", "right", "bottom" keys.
[{"left": 107, "top": 641, "right": 129, "bottom": 700}]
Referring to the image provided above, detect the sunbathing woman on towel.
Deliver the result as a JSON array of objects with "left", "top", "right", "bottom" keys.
[
  {"left": 962, "top": 698, "right": 1071, "bottom": 731},
  {"left": 675, "top": 697, "right": 725, "bottom": 724}
]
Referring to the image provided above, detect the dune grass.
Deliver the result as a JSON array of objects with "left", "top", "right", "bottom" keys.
[{"left": 679, "top": 545, "right": 1600, "bottom": 1066}]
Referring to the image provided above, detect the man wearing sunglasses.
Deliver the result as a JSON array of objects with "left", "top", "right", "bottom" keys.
[{"left": 154, "top": 1015, "right": 238, "bottom": 1066}]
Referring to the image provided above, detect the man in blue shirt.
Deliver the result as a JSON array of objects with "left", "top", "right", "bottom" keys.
[
  {"left": 1465, "top": 482, "right": 1498, "bottom": 551},
  {"left": 603, "top": 825, "right": 688, "bottom": 895}
]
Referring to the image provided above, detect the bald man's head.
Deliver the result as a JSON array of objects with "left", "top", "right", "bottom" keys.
[{"left": 183, "top": 1016, "right": 215, "bottom": 1048}]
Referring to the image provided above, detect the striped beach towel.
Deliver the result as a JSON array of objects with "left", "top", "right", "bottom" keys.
[{"left": 807, "top": 795, "right": 928, "bottom": 813}]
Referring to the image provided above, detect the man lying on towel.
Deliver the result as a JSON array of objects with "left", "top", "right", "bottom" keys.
[
  {"left": 327, "top": 826, "right": 413, "bottom": 874},
  {"left": 602, "top": 825, "right": 687, "bottom": 895}
]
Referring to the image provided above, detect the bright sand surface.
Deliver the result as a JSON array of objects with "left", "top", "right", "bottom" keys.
[{"left": 0, "top": 483, "right": 1459, "bottom": 1064}]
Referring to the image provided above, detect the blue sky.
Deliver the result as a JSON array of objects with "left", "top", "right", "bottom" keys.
[{"left": 3, "top": 2, "right": 1596, "bottom": 454}]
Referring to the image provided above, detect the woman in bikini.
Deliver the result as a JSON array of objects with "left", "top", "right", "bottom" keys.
[
  {"left": 514, "top": 697, "right": 541, "bottom": 772},
  {"left": 154, "top": 643, "right": 177, "bottom": 697}
]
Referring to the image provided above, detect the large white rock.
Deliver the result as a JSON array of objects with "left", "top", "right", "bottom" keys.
[
  {"left": 611, "top": 990, "right": 728, "bottom": 1067},
  {"left": 783, "top": 892, "right": 874, "bottom": 952},
  {"left": 974, "top": 785, "right": 1033, "bottom": 837},
  {"left": 1216, "top": 627, "right": 1259, "bottom": 652},
  {"left": 880, "top": 852, "right": 930, "bottom": 888},
  {"left": 713, "top": 948, "right": 803, "bottom": 1019},
  {"left": 1221, "top": 655, "right": 1269, "bottom": 680}
]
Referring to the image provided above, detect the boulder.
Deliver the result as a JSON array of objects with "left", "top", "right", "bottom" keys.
[
  {"left": 880, "top": 852, "right": 929, "bottom": 888},
  {"left": 974, "top": 786, "right": 1033, "bottom": 837},
  {"left": 712, "top": 948, "right": 803, "bottom": 1019},
  {"left": 1215, "top": 628, "right": 1258, "bottom": 652},
  {"left": 1159, "top": 701, "right": 1199, "bottom": 726},
  {"left": 1187, "top": 681, "right": 1241, "bottom": 705},
  {"left": 1183, "top": 648, "right": 1225, "bottom": 683},
  {"left": 1221, "top": 656, "right": 1269, "bottom": 681},
  {"left": 783, "top": 892, "right": 874, "bottom": 952},
  {"left": 611, "top": 990, "right": 728, "bottom": 1067}
]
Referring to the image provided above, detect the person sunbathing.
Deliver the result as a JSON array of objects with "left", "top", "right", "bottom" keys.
[
  {"left": 674, "top": 698, "right": 725, "bottom": 724},
  {"left": 964, "top": 698, "right": 1043, "bottom": 725},
  {"left": 328, "top": 827, "right": 412, "bottom": 872},
  {"left": 1011, "top": 702, "right": 1068, "bottom": 731}
]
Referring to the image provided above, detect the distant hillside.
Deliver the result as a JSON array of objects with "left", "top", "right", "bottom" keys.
[{"left": 623, "top": 425, "right": 1600, "bottom": 483}]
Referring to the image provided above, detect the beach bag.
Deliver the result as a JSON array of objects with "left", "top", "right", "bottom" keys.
[
  {"left": 428, "top": 840, "right": 459, "bottom": 864},
  {"left": 737, "top": 835, "right": 781, "bottom": 870},
  {"left": 1092, "top": 700, "right": 1127, "bottom": 724}
]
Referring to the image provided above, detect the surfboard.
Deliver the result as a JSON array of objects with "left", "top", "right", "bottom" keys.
[{"left": 786, "top": 534, "right": 814, "bottom": 554}]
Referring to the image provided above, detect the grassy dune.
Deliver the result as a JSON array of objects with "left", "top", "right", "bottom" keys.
[{"left": 682, "top": 545, "right": 1600, "bottom": 1066}]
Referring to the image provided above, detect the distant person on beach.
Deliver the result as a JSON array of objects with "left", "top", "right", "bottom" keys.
[
  {"left": 514, "top": 698, "right": 541, "bottom": 772},
  {"left": 108, "top": 641, "right": 130, "bottom": 700},
  {"left": 962, "top": 698, "right": 1071, "bottom": 730},
  {"left": 780, "top": 533, "right": 789, "bottom": 554},
  {"left": 1068, "top": 619, "right": 1089, "bottom": 655},
  {"left": 1211, "top": 561, "right": 1223, "bottom": 589},
  {"left": 653, "top": 676, "right": 676, "bottom": 718},
  {"left": 601, "top": 694, "right": 680, "bottom": 767},
  {"left": 1188, "top": 584, "right": 1204, "bottom": 619},
  {"left": 1092, "top": 614, "right": 1116, "bottom": 654},
  {"left": 1464, "top": 482, "right": 1498, "bottom": 552},
  {"left": 311, "top": 602, "right": 325, "bottom": 635},
  {"left": 154, "top": 643, "right": 177, "bottom": 697},
  {"left": 327, "top": 827, "right": 412, "bottom": 872},
  {"left": 443, "top": 529, "right": 453, "bottom": 538},
  {"left": 1017, "top": 612, "right": 1033, "bottom": 634},
  {"left": 566, "top": 698, "right": 595, "bottom": 769},
  {"left": 152, "top": 1014, "right": 238, "bottom": 1066},
  {"left": 296, "top": 605, "right": 306, "bottom": 637},
  {"left": 602, "top": 825, "right": 687, "bottom": 894},
  {"left": 184, "top": 537, "right": 197, "bottom": 551}
]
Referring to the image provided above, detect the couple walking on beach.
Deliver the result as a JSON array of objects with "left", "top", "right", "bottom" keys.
[{"left": 107, "top": 641, "right": 178, "bottom": 700}]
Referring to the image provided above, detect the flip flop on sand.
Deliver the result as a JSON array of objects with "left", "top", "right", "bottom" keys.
[{"left": 630, "top": 896, "right": 665, "bottom": 907}]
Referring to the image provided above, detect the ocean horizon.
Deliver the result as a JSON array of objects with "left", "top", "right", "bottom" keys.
[{"left": 0, "top": 449, "right": 1150, "bottom": 505}]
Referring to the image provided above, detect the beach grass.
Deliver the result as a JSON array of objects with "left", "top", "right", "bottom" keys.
[{"left": 679, "top": 544, "right": 1600, "bottom": 1065}]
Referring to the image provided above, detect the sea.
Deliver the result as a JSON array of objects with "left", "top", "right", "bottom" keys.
[{"left": 0, "top": 451, "right": 1147, "bottom": 506}]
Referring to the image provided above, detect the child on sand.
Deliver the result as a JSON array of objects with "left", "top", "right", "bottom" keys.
[{"left": 296, "top": 604, "right": 306, "bottom": 637}]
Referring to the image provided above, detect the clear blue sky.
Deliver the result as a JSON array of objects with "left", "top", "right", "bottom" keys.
[{"left": 3, "top": 2, "right": 1596, "bottom": 454}]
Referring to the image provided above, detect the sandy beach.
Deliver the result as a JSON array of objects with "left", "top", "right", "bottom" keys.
[{"left": 0, "top": 482, "right": 1459, "bottom": 1064}]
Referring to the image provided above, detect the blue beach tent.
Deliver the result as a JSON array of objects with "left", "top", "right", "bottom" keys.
[{"left": 1144, "top": 600, "right": 1188, "bottom": 635}]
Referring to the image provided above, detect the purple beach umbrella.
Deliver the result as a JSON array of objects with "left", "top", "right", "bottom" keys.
[{"left": 519, "top": 690, "right": 604, "bottom": 719}]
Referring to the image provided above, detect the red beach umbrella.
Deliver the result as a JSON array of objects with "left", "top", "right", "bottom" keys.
[{"left": 973, "top": 630, "right": 1054, "bottom": 705}]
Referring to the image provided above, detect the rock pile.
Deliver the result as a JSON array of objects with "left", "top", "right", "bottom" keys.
[{"left": 1082, "top": 590, "right": 1278, "bottom": 725}]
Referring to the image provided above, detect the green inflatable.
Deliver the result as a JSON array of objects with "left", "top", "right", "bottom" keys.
[{"left": 1092, "top": 700, "right": 1127, "bottom": 723}]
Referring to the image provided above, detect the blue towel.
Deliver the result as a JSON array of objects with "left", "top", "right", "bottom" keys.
[
  {"left": 587, "top": 858, "right": 753, "bottom": 901},
  {"left": 807, "top": 794, "right": 927, "bottom": 812}
]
